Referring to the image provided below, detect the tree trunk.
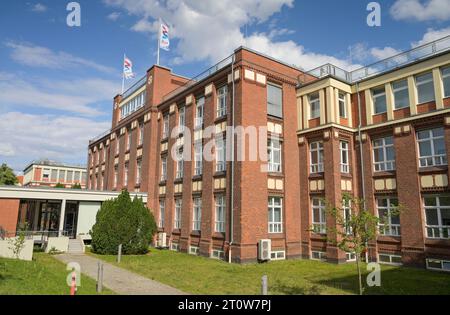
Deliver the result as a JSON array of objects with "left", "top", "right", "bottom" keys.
[{"left": 356, "top": 255, "right": 363, "bottom": 295}]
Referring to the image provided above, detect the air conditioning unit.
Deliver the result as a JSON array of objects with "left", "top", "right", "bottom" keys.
[
  {"left": 157, "top": 232, "right": 167, "bottom": 248},
  {"left": 258, "top": 239, "right": 271, "bottom": 261}
]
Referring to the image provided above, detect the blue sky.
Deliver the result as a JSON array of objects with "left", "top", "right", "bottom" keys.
[{"left": 0, "top": 0, "right": 449, "bottom": 173}]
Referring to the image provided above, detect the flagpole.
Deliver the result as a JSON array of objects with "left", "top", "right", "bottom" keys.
[
  {"left": 157, "top": 18, "right": 161, "bottom": 66},
  {"left": 122, "top": 54, "right": 125, "bottom": 95}
]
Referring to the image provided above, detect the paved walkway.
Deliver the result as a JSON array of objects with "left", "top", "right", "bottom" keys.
[{"left": 55, "top": 253, "right": 186, "bottom": 295}]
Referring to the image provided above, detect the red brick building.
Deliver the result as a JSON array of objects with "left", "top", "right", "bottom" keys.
[{"left": 88, "top": 37, "right": 450, "bottom": 270}]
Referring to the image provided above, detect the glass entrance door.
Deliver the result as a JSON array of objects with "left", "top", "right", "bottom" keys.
[{"left": 64, "top": 202, "right": 79, "bottom": 239}]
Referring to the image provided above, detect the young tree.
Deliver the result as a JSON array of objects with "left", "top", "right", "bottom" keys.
[
  {"left": 325, "top": 193, "right": 401, "bottom": 295},
  {"left": 55, "top": 183, "right": 65, "bottom": 188},
  {"left": 0, "top": 164, "right": 18, "bottom": 186}
]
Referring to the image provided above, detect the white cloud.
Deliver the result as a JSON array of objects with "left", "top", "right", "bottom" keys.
[
  {"left": 0, "top": 112, "right": 110, "bottom": 171},
  {"left": 0, "top": 72, "right": 119, "bottom": 116},
  {"left": 31, "top": 3, "right": 47, "bottom": 13},
  {"left": 5, "top": 41, "right": 116, "bottom": 74},
  {"left": 390, "top": 0, "right": 450, "bottom": 22},
  {"left": 107, "top": 12, "right": 121, "bottom": 21},
  {"left": 412, "top": 26, "right": 450, "bottom": 47},
  {"left": 370, "top": 47, "right": 402, "bottom": 60}
]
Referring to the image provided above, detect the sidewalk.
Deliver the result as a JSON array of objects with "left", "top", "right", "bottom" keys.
[{"left": 55, "top": 253, "right": 186, "bottom": 295}]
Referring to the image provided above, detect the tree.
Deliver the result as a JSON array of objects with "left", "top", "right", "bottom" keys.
[
  {"left": 71, "top": 183, "right": 82, "bottom": 189},
  {"left": 325, "top": 193, "right": 402, "bottom": 295},
  {"left": 0, "top": 164, "right": 18, "bottom": 186},
  {"left": 54, "top": 183, "right": 65, "bottom": 188},
  {"left": 91, "top": 190, "right": 157, "bottom": 255}
]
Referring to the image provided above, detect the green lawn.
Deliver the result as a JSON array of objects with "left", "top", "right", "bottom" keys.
[
  {"left": 0, "top": 253, "right": 113, "bottom": 295},
  {"left": 90, "top": 249, "right": 450, "bottom": 295}
]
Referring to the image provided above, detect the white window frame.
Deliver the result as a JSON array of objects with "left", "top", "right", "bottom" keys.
[
  {"left": 159, "top": 200, "right": 165, "bottom": 228},
  {"left": 268, "top": 197, "right": 283, "bottom": 233},
  {"left": 174, "top": 199, "right": 182, "bottom": 230},
  {"left": 415, "top": 72, "right": 435, "bottom": 104},
  {"left": 217, "top": 86, "right": 227, "bottom": 118},
  {"left": 215, "top": 138, "right": 226, "bottom": 172},
  {"left": 267, "top": 83, "right": 283, "bottom": 118},
  {"left": 193, "top": 198, "right": 202, "bottom": 231},
  {"left": 178, "top": 107, "right": 185, "bottom": 133},
  {"left": 138, "top": 123, "right": 144, "bottom": 146},
  {"left": 426, "top": 258, "right": 450, "bottom": 272},
  {"left": 215, "top": 195, "right": 226, "bottom": 233},
  {"left": 113, "top": 166, "right": 118, "bottom": 188},
  {"left": 311, "top": 251, "right": 327, "bottom": 261},
  {"left": 392, "top": 79, "right": 410, "bottom": 110},
  {"left": 343, "top": 199, "right": 352, "bottom": 235},
  {"left": 309, "top": 93, "right": 320, "bottom": 119},
  {"left": 373, "top": 136, "right": 396, "bottom": 172},
  {"left": 424, "top": 196, "right": 450, "bottom": 239},
  {"left": 268, "top": 139, "right": 282, "bottom": 173},
  {"left": 442, "top": 66, "right": 450, "bottom": 98},
  {"left": 417, "top": 128, "right": 447, "bottom": 167},
  {"left": 270, "top": 250, "right": 286, "bottom": 261},
  {"left": 160, "top": 156, "right": 167, "bottom": 181},
  {"left": 376, "top": 197, "right": 401, "bottom": 236},
  {"left": 338, "top": 92, "right": 347, "bottom": 118},
  {"left": 310, "top": 141, "right": 324, "bottom": 173},
  {"left": 194, "top": 142, "right": 203, "bottom": 176},
  {"left": 195, "top": 97, "right": 204, "bottom": 129},
  {"left": 127, "top": 130, "right": 131, "bottom": 151},
  {"left": 162, "top": 115, "right": 169, "bottom": 139},
  {"left": 189, "top": 246, "right": 200, "bottom": 255},
  {"left": 312, "top": 198, "right": 326, "bottom": 234},
  {"left": 340, "top": 141, "right": 349, "bottom": 173},
  {"left": 136, "top": 159, "right": 142, "bottom": 185},
  {"left": 372, "top": 86, "right": 387, "bottom": 114},
  {"left": 123, "top": 163, "right": 129, "bottom": 186},
  {"left": 115, "top": 137, "right": 120, "bottom": 155},
  {"left": 176, "top": 147, "right": 184, "bottom": 179},
  {"left": 378, "top": 253, "right": 402, "bottom": 266}
]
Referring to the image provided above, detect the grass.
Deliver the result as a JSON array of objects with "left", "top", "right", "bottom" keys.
[
  {"left": 90, "top": 249, "right": 450, "bottom": 295},
  {"left": 0, "top": 253, "right": 114, "bottom": 295}
]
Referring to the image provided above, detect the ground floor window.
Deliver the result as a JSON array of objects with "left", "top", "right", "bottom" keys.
[
  {"left": 426, "top": 258, "right": 450, "bottom": 272},
  {"left": 189, "top": 246, "right": 200, "bottom": 255},
  {"left": 312, "top": 198, "right": 326, "bottom": 234},
  {"left": 211, "top": 249, "right": 225, "bottom": 260},
  {"left": 270, "top": 250, "right": 286, "bottom": 261},
  {"left": 268, "top": 197, "right": 283, "bottom": 233},
  {"left": 378, "top": 253, "right": 402, "bottom": 265},
  {"left": 170, "top": 243, "right": 179, "bottom": 251},
  {"left": 424, "top": 195, "right": 450, "bottom": 239},
  {"left": 311, "top": 250, "right": 327, "bottom": 261}
]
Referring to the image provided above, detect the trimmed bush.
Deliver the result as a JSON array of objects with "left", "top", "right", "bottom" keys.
[{"left": 91, "top": 190, "right": 157, "bottom": 255}]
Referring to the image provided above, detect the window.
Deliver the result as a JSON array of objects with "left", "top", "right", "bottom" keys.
[
  {"left": 377, "top": 198, "right": 401, "bottom": 236},
  {"left": 138, "top": 123, "right": 144, "bottom": 146},
  {"left": 267, "top": 139, "right": 282, "bottom": 172},
  {"left": 136, "top": 159, "right": 142, "bottom": 185},
  {"left": 176, "top": 147, "right": 184, "bottom": 179},
  {"left": 67, "top": 171, "right": 73, "bottom": 183},
  {"left": 178, "top": 107, "right": 185, "bottom": 132},
  {"left": 103, "top": 148, "right": 106, "bottom": 162},
  {"left": 120, "top": 91, "right": 146, "bottom": 119},
  {"left": 59, "top": 170, "right": 66, "bottom": 182},
  {"left": 309, "top": 92, "right": 320, "bottom": 119},
  {"left": 310, "top": 141, "right": 324, "bottom": 173},
  {"left": 338, "top": 92, "right": 347, "bottom": 118},
  {"left": 373, "top": 136, "right": 396, "bottom": 171},
  {"left": 82, "top": 172, "right": 87, "bottom": 184},
  {"left": 160, "top": 156, "right": 167, "bottom": 181},
  {"left": 123, "top": 164, "right": 129, "bottom": 186},
  {"left": 50, "top": 169, "right": 58, "bottom": 182},
  {"left": 442, "top": 66, "right": 450, "bottom": 98},
  {"left": 311, "top": 251, "right": 326, "bottom": 261},
  {"left": 115, "top": 137, "right": 120, "bottom": 155},
  {"left": 215, "top": 195, "right": 226, "bottom": 233},
  {"left": 127, "top": 130, "right": 131, "bottom": 151},
  {"left": 372, "top": 86, "right": 387, "bottom": 114},
  {"left": 346, "top": 252, "right": 356, "bottom": 262},
  {"left": 267, "top": 84, "right": 283, "bottom": 118},
  {"left": 171, "top": 243, "right": 180, "bottom": 251},
  {"left": 215, "top": 138, "right": 226, "bottom": 172},
  {"left": 42, "top": 169, "right": 50, "bottom": 181},
  {"left": 379, "top": 253, "right": 402, "bottom": 265},
  {"left": 174, "top": 199, "right": 182, "bottom": 229},
  {"left": 424, "top": 196, "right": 450, "bottom": 239},
  {"left": 114, "top": 166, "right": 118, "bottom": 188},
  {"left": 193, "top": 198, "right": 202, "bottom": 231},
  {"left": 343, "top": 198, "right": 352, "bottom": 235},
  {"left": 211, "top": 249, "right": 225, "bottom": 260},
  {"left": 194, "top": 143, "right": 203, "bottom": 176},
  {"left": 99, "top": 173, "right": 103, "bottom": 190},
  {"left": 426, "top": 258, "right": 450, "bottom": 272},
  {"left": 268, "top": 197, "right": 283, "bottom": 233},
  {"left": 162, "top": 115, "right": 169, "bottom": 139},
  {"left": 195, "top": 97, "right": 204, "bottom": 128},
  {"left": 270, "top": 251, "right": 286, "bottom": 261},
  {"left": 417, "top": 128, "right": 447, "bottom": 167},
  {"left": 392, "top": 79, "right": 410, "bottom": 109},
  {"left": 159, "top": 200, "right": 165, "bottom": 228},
  {"left": 312, "top": 198, "right": 326, "bottom": 234},
  {"left": 74, "top": 171, "right": 80, "bottom": 182},
  {"left": 189, "top": 246, "right": 200, "bottom": 255},
  {"left": 340, "top": 141, "right": 349, "bottom": 173},
  {"left": 217, "top": 86, "right": 228, "bottom": 118},
  {"left": 416, "top": 72, "right": 435, "bottom": 104}
]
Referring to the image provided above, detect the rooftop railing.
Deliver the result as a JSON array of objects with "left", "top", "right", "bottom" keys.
[
  {"left": 89, "top": 129, "right": 111, "bottom": 144},
  {"left": 122, "top": 75, "right": 147, "bottom": 100}
]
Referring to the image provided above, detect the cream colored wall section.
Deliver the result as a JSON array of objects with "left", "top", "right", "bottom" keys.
[
  {"left": 77, "top": 202, "right": 102, "bottom": 237},
  {"left": 302, "top": 95, "right": 309, "bottom": 128},
  {"left": 0, "top": 239, "right": 34, "bottom": 261},
  {"left": 433, "top": 68, "right": 445, "bottom": 109},
  {"left": 45, "top": 237, "right": 69, "bottom": 253},
  {"left": 407, "top": 76, "right": 418, "bottom": 115},
  {"left": 297, "top": 97, "right": 303, "bottom": 130},
  {"left": 319, "top": 89, "right": 326, "bottom": 124},
  {"left": 326, "top": 87, "right": 336, "bottom": 123},
  {"left": 365, "top": 90, "right": 373, "bottom": 125},
  {"left": 385, "top": 83, "right": 394, "bottom": 121}
]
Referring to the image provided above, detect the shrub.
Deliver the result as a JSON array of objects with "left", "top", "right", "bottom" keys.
[{"left": 91, "top": 190, "right": 157, "bottom": 255}]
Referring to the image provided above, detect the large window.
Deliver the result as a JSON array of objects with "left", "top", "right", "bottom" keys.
[
  {"left": 59, "top": 170, "right": 66, "bottom": 182},
  {"left": 416, "top": 72, "right": 435, "bottom": 104},
  {"left": 176, "top": 147, "right": 184, "bottom": 179},
  {"left": 193, "top": 198, "right": 202, "bottom": 231},
  {"left": 417, "top": 128, "right": 447, "bottom": 167},
  {"left": 136, "top": 159, "right": 142, "bottom": 185},
  {"left": 424, "top": 196, "right": 450, "bottom": 239},
  {"left": 217, "top": 86, "right": 228, "bottom": 118},
  {"left": 312, "top": 198, "right": 326, "bottom": 234},
  {"left": 442, "top": 66, "right": 450, "bottom": 98},
  {"left": 373, "top": 136, "right": 396, "bottom": 171},
  {"left": 215, "top": 195, "right": 226, "bottom": 233},
  {"left": 50, "top": 169, "right": 58, "bottom": 182},
  {"left": 195, "top": 97, "right": 204, "bottom": 129},
  {"left": 309, "top": 92, "right": 320, "bottom": 119},
  {"left": 160, "top": 156, "right": 167, "bottom": 181},
  {"left": 123, "top": 163, "right": 129, "bottom": 186},
  {"left": 138, "top": 123, "right": 144, "bottom": 146},
  {"left": 178, "top": 107, "right": 185, "bottom": 133},
  {"left": 338, "top": 92, "right": 347, "bottom": 118},
  {"left": 377, "top": 198, "right": 400, "bottom": 236},
  {"left": 159, "top": 200, "right": 165, "bottom": 228},
  {"left": 174, "top": 199, "right": 182, "bottom": 229},
  {"left": 372, "top": 86, "right": 387, "bottom": 114},
  {"left": 343, "top": 198, "right": 352, "bottom": 235},
  {"left": 340, "top": 141, "right": 349, "bottom": 173},
  {"left": 267, "top": 84, "right": 283, "bottom": 118},
  {"left": 268, "top": 139, "right": 282, "bottom": 173},
  {"left": 215, "top": 138, "right": 226, "bottom": 172},
  {"left": 392, "top": 79, "right": 410, "bottom": 109},
  {"left": 310, "top": 141, "right": 324, "bottom": 173},
  {"left": 162, "top": 115, "right": 169, "bottom": 139},
  {"left": 113, "top": 166, "right": 118, "bottom": 188},
  {"left": 126, "top": 130, "right": 131, "bottom": 151},
  {"left": 268, "top": 197, "right": 283, "bottom": 233},
  {"left": 120, "top": 90, "right": 146, "bottom": 119},
  {"left": 115, "top": 137, "right": 120, "bottom": 155},
  {"left": 194, "top": 143, "right": 203, "bottom": 176}
]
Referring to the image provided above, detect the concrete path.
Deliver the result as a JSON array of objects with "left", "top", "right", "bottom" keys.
[{"left": 55, "top": 253, "right": 186, "bottom": 295}]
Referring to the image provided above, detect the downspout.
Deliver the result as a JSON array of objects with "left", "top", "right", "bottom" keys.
[
  {"left": 229, "top": 54, "right": 236, "bottom": 264},
  {"left": 356, "top": 82, "right": 369, "bottom": 263}
]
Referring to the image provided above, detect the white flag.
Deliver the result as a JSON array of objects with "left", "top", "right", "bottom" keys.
[
  {"left": 123, "top": 56, "right": 135, "bottom": 79},
  {"left": 160, "top": 22, "right": 170, "bottom": 51}
]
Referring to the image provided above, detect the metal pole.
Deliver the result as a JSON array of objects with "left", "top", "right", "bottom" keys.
[
  {"left": 117, "top": 244, "right": 122, "bottom": 263},
  {"left": 261, "top": 275, "right": 268, "bottom": 295},
  {"left": 96, "top": 262, "right": 103, "bottom": 293},
  {"left": 157, "top": 18, "right": 161, "bottom": 66},
  {"left": 122, "top": 54, "right": 125, "bottom": 95}
]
